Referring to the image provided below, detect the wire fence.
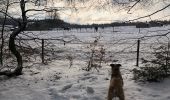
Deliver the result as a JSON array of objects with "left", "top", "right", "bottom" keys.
[
  {"left": 1, "top": 26, "right": 170, "bottom": 68},
  {"left": 13, "top": 35, "right": 170, "bottom": 68}
]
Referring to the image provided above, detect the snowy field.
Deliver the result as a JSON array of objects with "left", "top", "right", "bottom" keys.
[{"left": 1, "top": 25, "right": 170, "bottom": 100}]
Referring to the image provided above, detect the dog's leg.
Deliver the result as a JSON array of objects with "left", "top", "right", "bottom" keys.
[
  {"left": 117, "top": 88, "right": 125, "bottom": 100},
  {"left": 108, "top": 86, "right": 114, "bottom": 100}
]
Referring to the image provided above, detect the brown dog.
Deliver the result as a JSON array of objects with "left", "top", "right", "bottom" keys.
[{"left": 107, "top": 64, "right": 125, "bottom": 100}]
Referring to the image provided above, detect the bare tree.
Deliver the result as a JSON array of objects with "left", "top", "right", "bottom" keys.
[
  {"left": 46, "top": 8, "right": 60, "bottom": 19},
  {"left": 0, "top": 0, "right": 9, "bottom": 65},
  {"left": 0, "top": 0, "right": 49, "bottom": 76},
  {"left": 0, "top": 0, "right": 27, "bottom": 76},
  {"left": 0, "top": 0, "right": 77, "bottom": 76}
]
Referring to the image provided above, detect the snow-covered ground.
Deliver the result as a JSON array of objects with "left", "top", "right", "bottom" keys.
[{"left": 1, "top": 25, "right": 170, "bottom": 100}]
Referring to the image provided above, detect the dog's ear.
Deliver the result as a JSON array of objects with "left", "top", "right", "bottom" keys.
[
  {"left": 117, "top": 64, "right": 121, "bottom": 67},
  {"left": 110, "top": 64, "right": 114, "bottom": 67},
  {"left": 110, "top": 64, "right": 121, "bottom": 67}
]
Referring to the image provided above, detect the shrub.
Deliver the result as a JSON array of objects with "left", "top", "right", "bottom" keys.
[
  {"left": 83, "top": 36, "right": 105, "bottom": 72},
  {"left": 133, "top": 44, "right": 170, "bottom": 82}
]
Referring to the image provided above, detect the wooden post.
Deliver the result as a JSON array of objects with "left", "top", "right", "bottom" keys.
[
  {"left": 41, "top": 39, "right": 44, "bottom": 64},
  {"left": 136, "top": 39, "right": 140, "bottom": 66}
]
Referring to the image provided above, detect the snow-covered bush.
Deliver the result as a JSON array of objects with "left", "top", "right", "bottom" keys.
[
  {"left": 133, "top": 44, "right": 170, "bottom": 82},
  {"left": 133, "top": 65, "right": 165, "bottom": 82},
  {"left": 83, "top": 36, "right": 105, "bottom": 72}
]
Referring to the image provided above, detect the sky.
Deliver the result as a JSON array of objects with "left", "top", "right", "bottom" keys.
[
  {"left": 47, "top": 0, "right": 170, "bottom": 24},
  {"left": 5, "top": 0, "right": 170, "bottom": 24}
]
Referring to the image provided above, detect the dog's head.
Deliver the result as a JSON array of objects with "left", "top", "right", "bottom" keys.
[
  {"left": 110, "top": 64, "right": 121, "bottom": 67},
  {"left": 110, "top": 64, "right": 121, "bottom": 72}
]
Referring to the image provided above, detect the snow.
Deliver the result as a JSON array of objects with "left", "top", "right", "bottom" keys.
[{"left": 1, "top": 25, "right": 170, "bottom": 100}]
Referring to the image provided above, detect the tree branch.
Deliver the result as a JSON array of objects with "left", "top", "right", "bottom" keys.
[
  {"left": 129, "top": 3, "right": 170, "bottom": 21},
  {"left": 0, "top": 10, "right": 21, "bottom": 25},
  {"left": 127, "top": 0, "right": 140, "bottom": 14}
]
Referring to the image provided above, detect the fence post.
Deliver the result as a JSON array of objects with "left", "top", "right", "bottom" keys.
[
  {"left": 138, "top": 28, "right": 140, "bottom": 33},
  {"left": 41, "top": 39, "right": 45, "bottom": 64},
  {"left": 136, "top": 39, "right": 140, "bottom": 67}
]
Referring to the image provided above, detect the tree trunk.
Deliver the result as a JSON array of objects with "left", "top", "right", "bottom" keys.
[
  {"left": 0, "top": 0, "right": 27, "bottom": 76},
  {"left": 9, "top": 28, "right": 23, "bottom": 75},
  {"left": 0, "top": 26, "right": 24, "bottom": 76}
]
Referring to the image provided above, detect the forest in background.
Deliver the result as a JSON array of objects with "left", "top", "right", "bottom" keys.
[{"left": 1, "top": 17, "right": 170, "bottom": 31}]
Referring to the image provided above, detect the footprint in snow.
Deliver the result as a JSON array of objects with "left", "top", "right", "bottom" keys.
[
  {"left": 48, "top": 88, "right": 67, "bottom": 100},
  {"left": 60, "top": 84, "right": 73, "bottom": 92},
  {"left": 86, "top": 86, "right": 94, "bottom": 94}
]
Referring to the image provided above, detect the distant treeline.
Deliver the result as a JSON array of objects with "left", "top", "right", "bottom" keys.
[
  {"left": 0, "top": 18, "right": 18, "bottom": 27},
  {"left": 1, "top": 17, "right": 170, "bottom": 31},
  {"left": 27, "top": 19, "right": 70, "bottom": 30}
]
